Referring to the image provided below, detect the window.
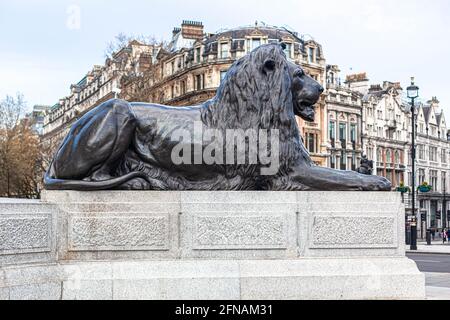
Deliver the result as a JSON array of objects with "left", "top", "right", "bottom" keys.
[
  {"left": 386, "top": 150, "right": 392, "bottom": 164},
  {"left": 395, "top": 151, "right": 400, "bottom": 164},
  {"left": 388, "top": 110, "right": 394, "bottom": 121},
  {"left": 377, "top": 127, "right": 383, "bottom": 138},
  {"left": 329, "top": 121, "right": 336, "bottom": 142},
  {"left": 430, "top": 146, "right": 437, "bottom": 162},
  {"left": 307, "top": 133, "right": 316, "bottom": 153},
  {"left": 431, "top": 126, "right": 437, "bottom": 137},
  {"left": 418, "top": 145, "right": 425, "bottom": 160},
  {"left": 248, "top": 38, "right": 261, "bottom": 51},
  {"left": 180, "top": 80, "right": 186, "bottom": 95},
  {"left": 377, "top": 110, "right": 383, "bottom": 120},
  {"left": 220, "top": 70, "right": 228, "bottom": 83},
  {"left": 171, "top": 84, "right": 175, "bottom": 99},
  {"left": 442, "top": 149, "right": 447, "bottom": 164},
  {"left": 195, "top": 74, "right": 204, "bottom": 90},
  {"left": 305, "top": 132, "right": 318, "bottom": 154},
  {"left": 430, "top": 170, "right": 438, "bottom": 191},
  {"left": 171, "top": 61, "right": 175, "bottom": 74},
  {"left": 220, "top": 42, "right": 229, "bottom": 59},
  {"left": 195, "top": 47, "right": 201, "bottom": 63},
  {"left": 418, "top": 169, "right": 426, "bottom": 185},
  {"left": 377, "top": 149, "right": 382, "bottom": 162},
  {"left": 339, "top": 123, "right": 347, "bottom": 146},
  {"left": 350, "top": 124, "right": 357, "bottom": 144},
  {"left": 308, "top": 47, "right": 315, "bottom": 63},
  {"left": 283, "top": 43, "right": 292, "bottom": 59}
]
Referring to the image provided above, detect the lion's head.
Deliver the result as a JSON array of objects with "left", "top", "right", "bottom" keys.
[
  {"left": 203, "top": 43, "right": 323, "bottom": 130},
  {"left": 287, "top": 60, "right": 324, "bottom": 122}
]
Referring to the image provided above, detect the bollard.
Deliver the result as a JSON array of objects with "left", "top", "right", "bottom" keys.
[{"left": 426, "top": 230, "right": 432, "bottom": 245}]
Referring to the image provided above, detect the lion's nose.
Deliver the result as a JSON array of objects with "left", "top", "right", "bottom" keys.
[{"left": 318, "top": 85, "right": 324, "bottom": 94}]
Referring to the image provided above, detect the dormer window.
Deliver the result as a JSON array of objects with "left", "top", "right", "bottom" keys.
[
  {"left": 248, "top": 38, "right": 261, "bottom": 52},
  {"left": 283, "top": 43, "right": 293, "bottom": 59},
  {"left": 195, "top": 47, "right": 201, "bottom": 63},
  {"left": 220, "top": 42, "right": 229, "bottom": 59},
  {"left": 308, "top": 47, "right": 316, "bottom": 63},
  {"left": 431, "top": 126, "right": 436, "bottom": 136}
]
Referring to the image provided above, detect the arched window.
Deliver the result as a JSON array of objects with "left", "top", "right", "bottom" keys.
[
  {"left": 395, "top": 151, "right": 400, "bottom": 164},
  {"left": 386, "top": 150, "right": 391, "bottom": 164},
  {"left": 377, "top": 148, "right": 382, "bottom": 162}
]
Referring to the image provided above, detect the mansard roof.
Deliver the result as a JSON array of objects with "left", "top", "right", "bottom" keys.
[
  {"left": 204, "top": 26, "right": 299, "bottom": 44},
  {"left": 422, "top": 105, "right": 432, "bottom": 123},
  {"left": 437, "top": 112, "right": 443, "bottom": 125}
]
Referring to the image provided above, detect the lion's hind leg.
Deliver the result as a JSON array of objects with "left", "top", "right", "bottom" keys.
[{"left": 52, "top": 99, "right": 137, "bottom": 181}]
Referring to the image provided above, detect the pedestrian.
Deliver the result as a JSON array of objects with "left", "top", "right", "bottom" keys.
[{"left": 443, "top": 229, "right": 448, "bottom": 244}]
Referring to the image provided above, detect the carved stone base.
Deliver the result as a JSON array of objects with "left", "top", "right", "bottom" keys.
[{"left": 0, "top": 191, "right": 425, "bottom": 300}]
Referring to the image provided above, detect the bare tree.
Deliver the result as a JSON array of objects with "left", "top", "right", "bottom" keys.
[
  {"left": 104, "top": 33, "right": 169, "bottom": 102},
  {"left": 104, "top": 33, "right": 165, "bottom": 59},
  {"left": 0, "top": 94, "right": 42, "bottom": 198},
  {"left": 0, "top": 93, "right": 26, "bottom": 131}
]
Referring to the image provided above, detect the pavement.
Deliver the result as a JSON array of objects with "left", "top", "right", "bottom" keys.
[
  {"left": 406, "top": 240, "right": 450, "bottom": 255},
  {"left": 424, "top": 273, "right": 450, "bottom": 300}
]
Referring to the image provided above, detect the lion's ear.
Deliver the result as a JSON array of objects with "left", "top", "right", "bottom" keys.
[{"left": 263, "top": 59, "right": 276, "bottom": 73}]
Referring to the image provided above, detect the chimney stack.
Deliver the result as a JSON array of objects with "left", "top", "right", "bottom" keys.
[
  {"left": 181, "top": 20, "right": 204, "bottom": 40},
  {"left": 345, "top": 72, "right": 369, "bottom": 95},
  {"left": 173, "top": 27, "right": 181, "bottom": 36}
]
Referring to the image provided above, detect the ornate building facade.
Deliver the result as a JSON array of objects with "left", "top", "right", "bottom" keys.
[
  {"left": 43, "top": 40, "right": 160, "bottom": 147},
  {"left": 411, "top": 98, "right": 450, "bottom": 235},
  {"left": 325, "top": 67, "right": 363, "bottom": 170},
  {"left": 43, "top": 21, "right": 329, "bottom": 166},
  {"left": 359, "top": 80, "right": 410, "bottom": 187}
]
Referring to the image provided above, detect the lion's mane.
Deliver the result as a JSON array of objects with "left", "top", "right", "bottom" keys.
[{"left": 201, "top": 44, "right": 306, "bottom": 182}]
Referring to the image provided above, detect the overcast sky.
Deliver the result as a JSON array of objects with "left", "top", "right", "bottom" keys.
[{"left": 1, "top": 0, "right": 449, "bottom": 119}]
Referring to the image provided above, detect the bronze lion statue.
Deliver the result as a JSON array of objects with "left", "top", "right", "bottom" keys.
[{"left": 44, "top": 43, "right": 391, "bottom": 191}]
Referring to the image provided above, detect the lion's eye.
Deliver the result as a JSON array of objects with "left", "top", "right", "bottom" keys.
[{"left": 294, "top": 69, "right": 304, "bottom": 77}]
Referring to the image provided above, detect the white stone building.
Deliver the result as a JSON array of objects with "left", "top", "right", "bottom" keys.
[
  {"left": 325, "top": 66, "right": 363, "bottom": 170},
  {"left": 359, "top": 80, "right": 410, "bottom": 187},
  {"left": 410, "top": 97, "right": 450, "bottom": 236}
]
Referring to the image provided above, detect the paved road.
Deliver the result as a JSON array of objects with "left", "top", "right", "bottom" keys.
[
  {"left": 407, "top": 253, "right": 450, "bottom": 273},
  {"left": 408, "top": 253, "right": 450, "bottom": 299}
]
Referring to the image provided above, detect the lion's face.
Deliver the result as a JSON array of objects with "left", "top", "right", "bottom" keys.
[{"left": 287, "top": 61, "right": 324, "bottom": 122}]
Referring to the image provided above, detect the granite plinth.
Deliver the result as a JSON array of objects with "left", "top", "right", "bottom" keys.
[{"left": 0, "top": 191, "right": 425, "bottom": 300}]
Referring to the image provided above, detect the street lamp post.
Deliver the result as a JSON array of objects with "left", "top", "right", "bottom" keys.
[
  {"left": 407, "top": 77, "right": 419, "bottom": 251},
  {"left": 443, "top": 182, "right": 447, "bottom": 231}
]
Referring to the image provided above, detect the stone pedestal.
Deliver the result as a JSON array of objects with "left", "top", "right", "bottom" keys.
[{"left": 0, "top": 191, "right": 425, "bottom": 300}]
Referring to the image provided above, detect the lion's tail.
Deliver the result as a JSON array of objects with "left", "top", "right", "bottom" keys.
[{"left": 43, "top": 170, "right": 149, "bottom": 191}]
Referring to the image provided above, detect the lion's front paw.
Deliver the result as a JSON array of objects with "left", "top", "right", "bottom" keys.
[{"left": 362, "top": 175, "right": 392, "bottom": 191}]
